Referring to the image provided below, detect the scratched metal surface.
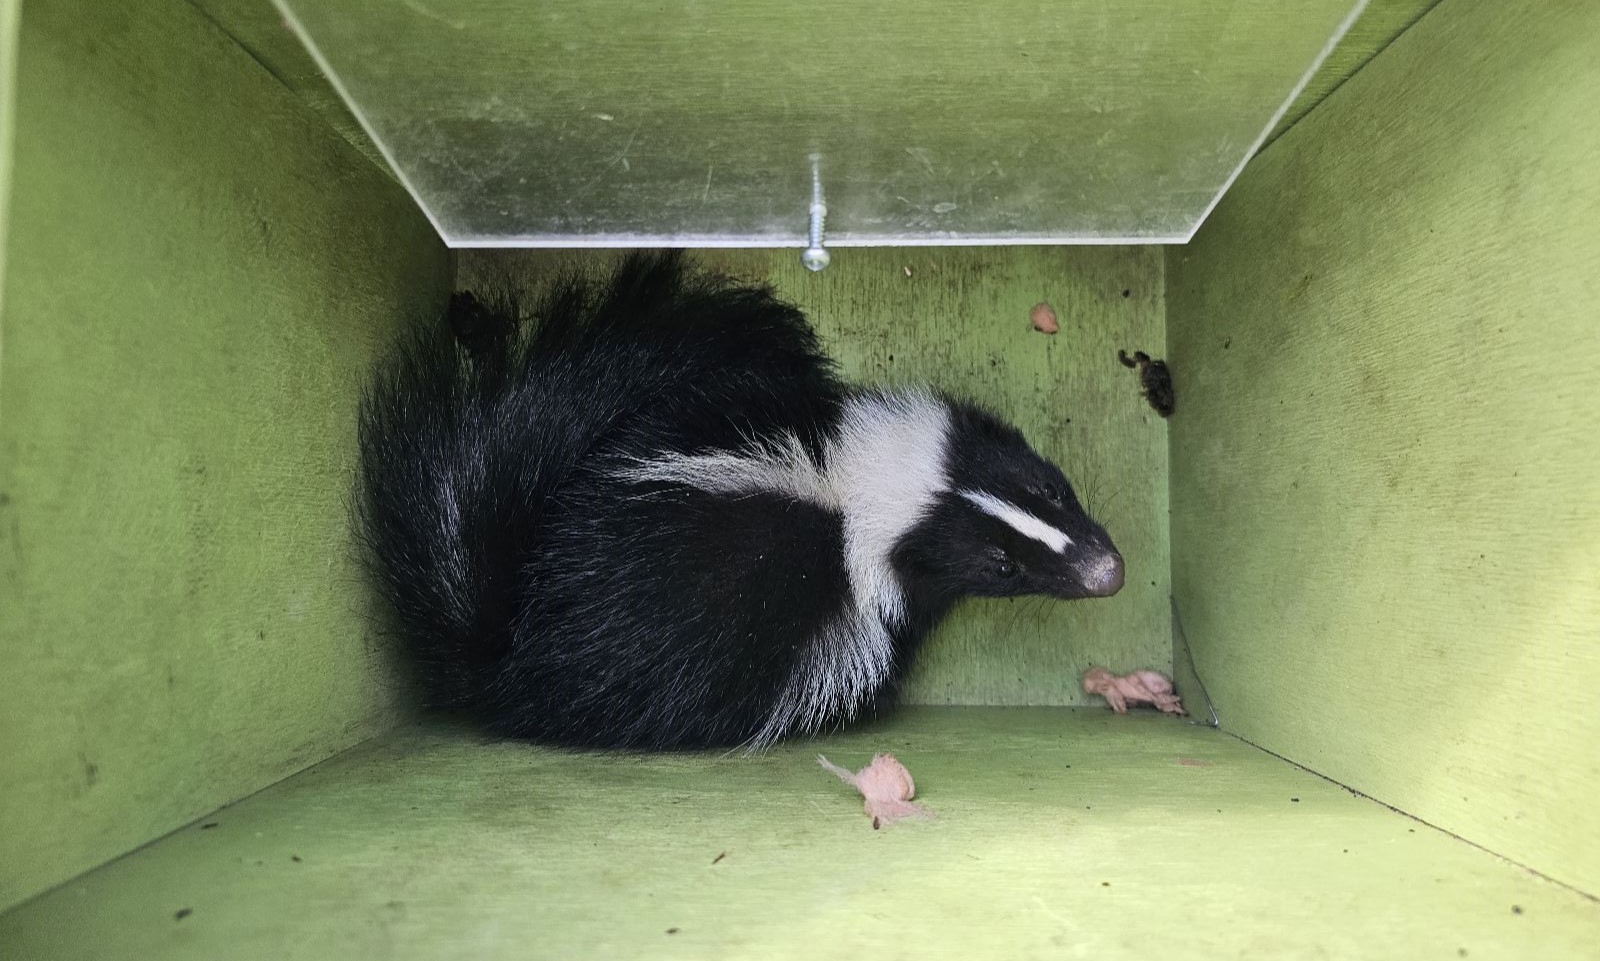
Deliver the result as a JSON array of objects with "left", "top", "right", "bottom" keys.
[{"left": 273, "top": 0, "right": 1361, "bottom": 245}]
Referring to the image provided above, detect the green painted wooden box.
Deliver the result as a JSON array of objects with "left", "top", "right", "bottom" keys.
[{"left": 1, "top": 0, "right": 1595, "bottom": 958}]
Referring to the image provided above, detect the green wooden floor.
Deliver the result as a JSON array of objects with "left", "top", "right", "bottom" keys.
[{"left": 2, "top": 708, "right": 1594, "bottom": 961}]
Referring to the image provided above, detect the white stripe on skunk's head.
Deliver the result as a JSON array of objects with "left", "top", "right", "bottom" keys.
[{"left": 892, "top": 400, "right": 1124, "bottom": 602}]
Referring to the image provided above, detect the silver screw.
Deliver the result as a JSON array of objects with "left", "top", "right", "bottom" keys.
[{"left": 802, "top": 155, "right": 830, "bottom": 272}]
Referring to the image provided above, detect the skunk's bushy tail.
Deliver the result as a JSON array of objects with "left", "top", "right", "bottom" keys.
[{"left": 355, "top": 253, "right": 841, "bottom": 716}]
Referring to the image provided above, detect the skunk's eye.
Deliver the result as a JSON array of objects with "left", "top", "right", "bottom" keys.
[
  {"left": 995, "top": 559, "right": 1017, "bottom": 579},
  {"left": 1039, "top": 483, "right": 1063, "bottom": 505}
]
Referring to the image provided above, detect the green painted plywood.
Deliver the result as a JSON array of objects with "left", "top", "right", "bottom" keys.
[
  {"left": 1261, "top": 0, "right": 1439, "bottom": 148},
  {"left": 0, "top": 0, "right": 18, "bottom": 341},
  {"left": 459, "top": 246, "right": 1170, "bottom": 707},
  {"left": 0, "top": 0, "right": 452, "bottom": 910},
  {"left": 1168, "top": 0, "right": 1600, "bottom": 895},
  {"left": 186, "top": 0, "right": 392, "bottom": 178},
  {"left": 4, "top": 709, "right": 1596, "bottom": 960}
]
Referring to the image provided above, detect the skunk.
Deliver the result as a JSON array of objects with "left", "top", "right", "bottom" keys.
[{"left": 357, "top": 253, "right": 1124, "bottom": 751}]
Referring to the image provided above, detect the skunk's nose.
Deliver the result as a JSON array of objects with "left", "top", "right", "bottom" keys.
[{"left": 1080, "top": 552, "right": 1125, "bottom": 597}]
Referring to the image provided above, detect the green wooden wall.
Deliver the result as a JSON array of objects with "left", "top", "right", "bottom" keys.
[
  {"left": 1261, "top": 0, "right": 1438, "bottom": 149},
  {"left": 1168, "top": 0, "right": 1600, "bottom": 896},
  {"left": 0, "top": 0, "right": 18, "bottom": 332},
  {"left": 460, "top": 247, "right": 1171, "bottom": 707},
  {"left": 0, "top": 0, "right": 452, "bottom": 911}
]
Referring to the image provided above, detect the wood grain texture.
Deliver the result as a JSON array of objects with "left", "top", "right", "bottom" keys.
[
  {"left": 458, "top": 246, "right": 1171, "bottom": 706},
  {"left": 0, "top": 0, "right": 452, "bottom": 910},
  {"left": 0, "top": 0, "right": 17, "bottom": 334},
  {"left": 1261, "top": 0, "right": 1439, "bottom": 149},
  {"left": 1168, "top": 0, "right": 1600, "bottom": 894},
  {"left": 4, "top": 709, "right": 1595, "bottom": 960},
  {"left": 186, "top": 0, "right": 393, "bottom": 178}
]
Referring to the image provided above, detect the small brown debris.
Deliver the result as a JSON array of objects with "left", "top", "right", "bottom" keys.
[
  {"left": 666, "top": 927, "right": 680, "bottom": 935},
  {"left": 291, "top": 855, "right": 302, "bottom": 863},
  {"left": 1511, "top": 905, "right": 1523, "bottom": 915},
  {"left": 1117, "top": 349, "right": 1175, "bottom": 417},
  {"left": 711, "top": 852, "right": 726, "bottom": 865},
  {"left": 1291, "top": 798, "right": 1300, "bottom": 803},
  {"left": 200, "top": 822, "right": 219, "bottom": 830},
  {"left": 1030, "top": 302, "right": 1059, "bottom": 334},
  {"left": 174, "top": 908, "right": 193, "bottom": 921}
]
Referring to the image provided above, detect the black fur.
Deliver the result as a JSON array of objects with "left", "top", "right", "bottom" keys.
[{"left": 357, "top": 253, "right": 1121, "bottom": 750}]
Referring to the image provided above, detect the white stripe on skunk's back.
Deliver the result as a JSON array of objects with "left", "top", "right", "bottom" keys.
[
  {"left": 610, "top": 432, "right": 831, "bottom": 505},
  {"left": 825, "top": 390, "right": 951, "bottom": 626},
  {"left": 612, "top": 389, "right": 951, "bottom": 627},
  {"left": 610, "top": 389, "right": 953, "bottom": 746}
]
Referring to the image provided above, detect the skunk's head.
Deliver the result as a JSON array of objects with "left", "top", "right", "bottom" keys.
[{"left": 895, "top": 402, "right": 1124, "bottom": 603}]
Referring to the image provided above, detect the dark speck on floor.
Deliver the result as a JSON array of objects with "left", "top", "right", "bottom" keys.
[
  {"left": 200, "top": 822, "right": 219, "bottom": 830},
  {"left": 291, "top": 855, "right": 302, "bottom": 863},
  {"left": 666, "top": 928, "right": 680, "bottom": 935},
  {"left": 1511, "top": 905, "right": 1523, "bottom": 915},
  {"left": 1291, "top": 798, "right": 1300, "bottom": 803},
  {"left": 174, "top": 908, "right": 192, "bottom": 921}
]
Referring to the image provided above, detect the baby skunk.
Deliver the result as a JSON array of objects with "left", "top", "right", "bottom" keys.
[{"left": 358, "top": 253, "right": 1124, "bottom": 751}]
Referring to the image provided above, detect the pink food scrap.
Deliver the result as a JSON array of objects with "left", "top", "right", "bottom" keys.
[
  {"left": 1030, "top": 302, "right": 1060, "bottom": 334},
  {"left": 1082, "top": 666, "right": 1185, "bottom": 715},
  {"left": 818, "top": 753, "right": 930, "bottom": 828}
]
